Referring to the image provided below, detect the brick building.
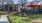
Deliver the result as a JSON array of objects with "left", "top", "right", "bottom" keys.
[{"left": 0, "top": 4, "right": 21, "bottom": 12}]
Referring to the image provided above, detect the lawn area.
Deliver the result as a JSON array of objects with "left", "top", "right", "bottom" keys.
[
  {"left": 9, "top": 14, "right": 42, "bottom": 23},
  {"left": 0, "top": 15, "right": 2, "bottom": 16},
  {"left": 9, "top": 15, "right": 32, "bottom": 23},
  {"left": 0, "top": 13, "right": 2, "bottom": 17},
  {"left": 0, "top": 15, "right": 2, "bottom": 17},
  {"left": 38, "top": 14, "right": 42, "bottom": 20}
]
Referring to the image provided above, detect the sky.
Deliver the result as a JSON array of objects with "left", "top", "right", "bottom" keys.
[
  {"left": 13, "top": 0, "right": 42, "bottom": 4},
  {"left": 13, "top": 0, "right": 33, "bottom": 4},
  {"left": 13, "top": 0, "right": 37, "bottom": 4},
  {"left": 27, "top": 0, "right": 33, "bottom": 2},
  {"left": 13, "top": 0, "right": 19, "bottom": 4},
  {"left": 0, "top": 0, "right": 41, "bottom": 4},
  {"left": 0, "top": 0, "right": 36, "bottom": 4}
]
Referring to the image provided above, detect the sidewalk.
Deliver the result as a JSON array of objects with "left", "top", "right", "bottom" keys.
[{"left": 0, "top": 15, "right": 9, "bottom": 22}]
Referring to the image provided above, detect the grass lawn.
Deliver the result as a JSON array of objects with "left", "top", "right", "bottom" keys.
[
  {"left": 0, "top": 14, "right": 2, "bottom": 17},
  {"left": 9, "top": 14, "right": 42, "bottom": 23},
  {"left": 0, "top": 15, "right": 2, "bottom": 17},
  {"left": 0, "top": 15, "right": 2, "bottom": 16},
  {"left": 9, "top": 15, "right": 32, "bottom": 23},
  {"left": 38, "top": 14, "right": 42, "bottom": 20},
  {"left": 0, "top": 12, "right": 3, "bottom": 17}
]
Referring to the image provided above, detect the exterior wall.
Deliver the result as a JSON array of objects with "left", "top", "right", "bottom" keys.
[
  {"left": 25, "top": 4, "right": 40, "bottom": 14},
  {"left": 0, "top": 4, "right": 21, "bottom": 12},
  {"left": 18, "top": 5, "right": 21, "bottom": 12},
  {"left": 12, "top": 4, "right": 21, "bottom": 12}
]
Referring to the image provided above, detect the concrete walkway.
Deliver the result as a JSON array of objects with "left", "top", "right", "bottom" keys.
[
  {"left": 31, "top": 19, "right": 42, "bottom": 22},
  {"left": 0, "top": 15, "right": 9, "bottom": 22}
]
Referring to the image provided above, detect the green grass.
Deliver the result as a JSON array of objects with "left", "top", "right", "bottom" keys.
[
  {"left": 0, "top": 13, "right": 2, "bottom": 17},
  {"left": 0, "top": 15, "right": 2, "bottom": 16},
  {"left": 0, "top": 12, "right": 3, "bottom": 17},
  {"left": 9, "top": 15, "right": 32, "bottom": 23},
  {"left": 38, "top": 14, "right": 42, "bottom": 20},
  {"left": 0, "top": 14, "right": 2, "bottom": 17},
  {"left": 9, "top": 14, "right": 42, "bottom": 23}
]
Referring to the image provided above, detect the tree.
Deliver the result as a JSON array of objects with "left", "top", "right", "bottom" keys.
[
  {"left": 18, "top": 0, "right": 28, "bottom": 12},
  {"left": 19, "top": 0, "right": 28, "bottom": 8}
]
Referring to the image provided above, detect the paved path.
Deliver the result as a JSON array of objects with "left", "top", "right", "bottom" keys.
[
  {"left": 0, "top": 15, "right": 8, "bottom": 22},
  {"left": 31, "top": 19, "right": 42, "bottom": 22}
]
